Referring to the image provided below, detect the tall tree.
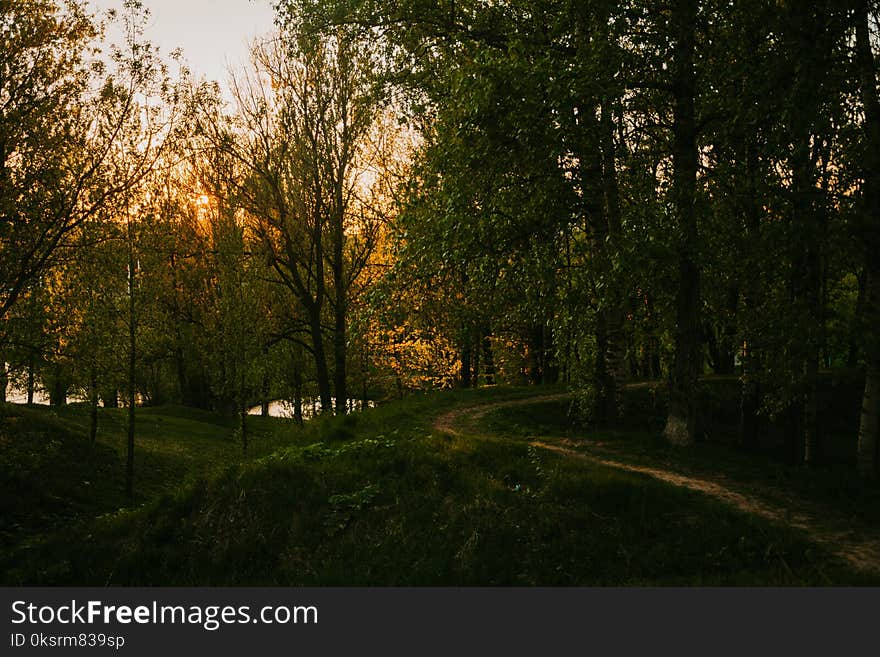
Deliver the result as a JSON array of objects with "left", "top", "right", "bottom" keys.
[
  {"left": 203, "top": 30, "right": 381, "bottom": 415},
  {"left": 855, "top": 0, "right": 880, "bottom": 476},
  {"left": 662, "top": 0, "right": 702, "bottom": 446}
]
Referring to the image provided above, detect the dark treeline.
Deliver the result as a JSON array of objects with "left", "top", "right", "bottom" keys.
[
  {"left": 279, "top": 0, "right": 880, "bottom": 475},
  {"left": 1, "top": 0, "right": 879, "bottom": 495}
]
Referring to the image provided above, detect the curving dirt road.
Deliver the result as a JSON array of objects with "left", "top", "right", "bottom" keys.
[
  {"left": 432, "top": 392, "right": 574, "bottom": 437},
  {"left": 433, "top": 393, "right": 880, "bottom": 575}
]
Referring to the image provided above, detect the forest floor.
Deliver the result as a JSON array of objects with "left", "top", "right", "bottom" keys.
[
  {"left": 434, "top": 391, "right": 880, "bottom": 575},
  {"left": 2, "top": 384, "right": 878, "bottom": 585}
]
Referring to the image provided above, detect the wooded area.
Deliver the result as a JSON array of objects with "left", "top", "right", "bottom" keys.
[{"left": 2, "top": 0, "right": 880, "bottom": 585}]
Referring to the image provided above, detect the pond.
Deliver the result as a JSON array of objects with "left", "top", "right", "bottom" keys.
[{"left": 248, "top": 398, "right": 376, "bottom": 420}]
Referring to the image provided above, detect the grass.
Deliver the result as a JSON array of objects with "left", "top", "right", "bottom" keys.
[
  {"left": 2, "top": 385, "right": 876, "bottom": 586},
  {"left": 477, "top": 386, "right": 880, "bottom": 527},
  {"left": 0, "top": 402, "right": 296, "bottom": 554}
]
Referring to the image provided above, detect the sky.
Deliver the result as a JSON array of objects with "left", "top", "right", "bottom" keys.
[{"left": 89, "top": 0, "right": 278, "bottom": 95}]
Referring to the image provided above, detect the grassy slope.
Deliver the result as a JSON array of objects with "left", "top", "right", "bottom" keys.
[
  {"left": 0, "top": 403, "right": 295, "bottom": 554},
  {"left": 2, "top": 386, "right": 875, "bottom": 586}
]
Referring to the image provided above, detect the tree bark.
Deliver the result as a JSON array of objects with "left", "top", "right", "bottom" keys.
[
  {"left": 291, "top": 342, "right": 305, "bottom": 425},
  {"left": 333, "top": 229, "right": 348, "bottom": 415},
  {"left": 739, "top": 342, "right": 761, "bottom": 449},
  {"left": 361, "top": 353, "right": 368, "bottom": 411},
  {"left": 600, "top": 99, "right": 627, "bottom": 394},
  {"left": 856, "top": 0, "right": 880, "bottom": 476},
  {"left": 102, "top": 389, "right": 119, "bottom": 409},
  {"left": 261, "top": 351, "right": 270, "bottom": 418},
  {"left": 334, "top": 315, "right": 347, "bottom": 414},
  {"left": 859, "top": 311, "right": 880, "bottom": 476},
  {"left": 240, "top": 399, "right": 248, "bottom": 456},
  {"left": 49, "top": 366, "right": 67, "bottom": 407},
  {"left": 482, "top": 330, "right": 495, "bottom": 386},
  {"left": 472, "top": 333, "right": 480, "bottom": 388},
  {"left": 89, "top": 364, "right": 98, "bottom": 446},
  {"left": 664, "top": 0, "right": 702, "bottom": 447},
  {"left": 738, "top": 121, "right": 763, "bottom": 449},
  {"left": 791, "top": 154, "right": 823, "bottom": 464},
  {"left": 308, "top": 312, "right": 333, "bottom": 414},
  {"left": 26, "top": 353, "right": 35, "bottom": 405},
  {"left": 126, "top": 213, "right": 136, "bottom": 502},
  {"left": 848, "top": 269, "right": 867, "bottom": 368},
  {"left": 785, "top": 2, "right": 833, "bottom": 465},
  {"left": 594, "top": 311, "right": 616, "bottom": 428},
  {"left": 461, "top": 328, "right": 472, "bottom": 388},
  {"left": 0, "top": 360, "right": 7, "bottom": 404},
  {"left": 859, "top": 339, "right": 880, "bottom": 476}
]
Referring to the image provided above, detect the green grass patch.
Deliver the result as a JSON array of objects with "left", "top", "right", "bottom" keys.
[
  {"left": 0, "top": 402, "right": 297, "bottom": 555},
  {"left": 477, "top": 386, "right": 880, "bottom": 527},
  {"left": 2, "top": 387, "right": 874, "bottom": 586}
]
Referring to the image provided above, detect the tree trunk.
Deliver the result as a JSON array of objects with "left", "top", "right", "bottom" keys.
[
  {"left": 797, "top": 165, "right": 823, "bottom": 464},
  {"left": 856, "top": 0, "right": 880, "bottom": 477},
  {"left": 859, "top": 336, "right": 880, "bottom": 477},
  {"left": 542, "top": 324, "right": 560, "bottom": 384},
  {"left": 600, "top": 99, "right": 627, "bottom": 393},
  {"left": 361, "top": 372, "right": 368, "bottom": 411},
  {"left": 309, "top": 313, "right": 333, "bottom": 415},
  {"left": 803, "top": 343, "right": 820, "bottom": 464},
  {"left": 739, "top": 342, "right": 761, "bottom": 449},
  {"left": 482, "top": 331, "right": 495, "bottom": 386},
  {"left": 49, "top": 367, "right": 67, "bottom": 407},
  {"left": 461, "top": 331, "right": 472, "bottom": 388},
  {"left": 710, "top": 286, "right": 739, "bottom": 376},
  {"left": 259, "top": 343, "right": 270, "bottom": 417},
  {"left": 293, "top": 361, "right": 304, "bottom": 425},
  {"left": 738, "top": 122, "right": 763, "bottom": 449},
  {"left": 785, "top": 3, "right": 831, "bottom": 465},
  {"left": 848, "top": 269, "right": 867, "bottom": 368},
  {"left": 594, "top": 311, "right": 615, "bottom": 428},
  {"left": 26, "top": 353, "right": 35, "bottom": 405},
  {"left": 664, "top": 0, "right": 702, "bottom": 447},
  {"left": 89, "top": 365, "right": 98, "bottom": 446},
  {"left": 472, "top": 334, "right": 480, "bottom": 388},
  {"left": 333, "top": 293, "right": 347, "bottom": 416},
  {"left": 102, "top": 389, "right": 119, "bottom": 409},
  {"left": 0, "top": 360, "right": 7, "bottom": 404},
  {"left": 240, "top": 399, "right": 248, "bottom": 456},
  {"left": 126, "top": 214, "right": 136, "bottom": 502}
]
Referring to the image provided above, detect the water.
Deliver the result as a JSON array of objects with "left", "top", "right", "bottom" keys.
[
  {"left": 4, "top": 387, "right": 52, "bottom": 405},
  {"left": 2, "top": 382, "right": 374, "bottom": 419},
  {"left": 248, "top": 398, "right": 375, "bottom": 420}
]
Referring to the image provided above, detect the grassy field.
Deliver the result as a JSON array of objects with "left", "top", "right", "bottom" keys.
[
  {"left": 1, "top": 386, "right": 877, "bottom": 585},
  {"left": 0, "top": 403, "right": 295, "bottom": 555}
]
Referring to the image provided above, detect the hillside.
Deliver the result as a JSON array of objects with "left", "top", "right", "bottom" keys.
[{"left": 2, "top": 386, "right": 877, "bottom": 586}]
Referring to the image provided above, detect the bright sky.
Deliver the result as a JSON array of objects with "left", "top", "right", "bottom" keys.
[{"left": 89, "top": 0, "right": 278, "bottom": 95}]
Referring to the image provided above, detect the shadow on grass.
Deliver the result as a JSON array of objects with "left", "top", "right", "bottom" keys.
[{"left": 2, "top": 386, "right": 875, "bottom": 586}]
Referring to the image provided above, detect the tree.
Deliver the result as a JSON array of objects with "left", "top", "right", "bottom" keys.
[
  {"left": 854, "top": 0, "right": 880, "bottom": 476},
  {"left": 1, "top": 0, "right": 98, "bottom": 325},
  {"left": 202, "top": 29, "right": 383, "bottom": 415},
  {"left": 97, "top": 0, "right": 188, "bottom": 499}
]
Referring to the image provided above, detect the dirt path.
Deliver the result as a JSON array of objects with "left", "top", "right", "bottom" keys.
[
  {"left": 432, "top": 393, "right": 574, "bottom": 437},
  {"left": 433, "top": 393, "right": 880, "bottom": 575}
]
